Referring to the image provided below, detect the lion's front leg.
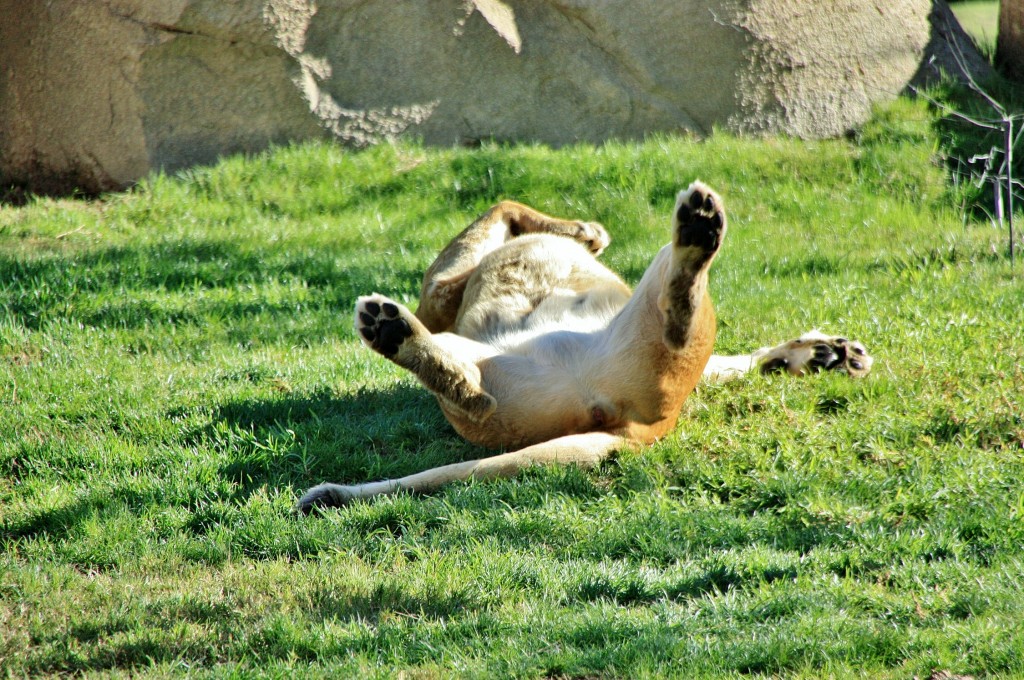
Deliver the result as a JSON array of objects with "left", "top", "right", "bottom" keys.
[
  {"left": 754, "top": 331, "right": 874, "bottom": 377},
  {"left": 702, "top": 333, "right": 874, "bottom": 383},
  {"left": 355, "top": 294, "right": 497, "bottom": 423}
]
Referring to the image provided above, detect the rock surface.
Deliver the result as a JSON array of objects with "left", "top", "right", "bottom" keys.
[{"left": 0, "top": 0, "right": 963, "bottom": 194}]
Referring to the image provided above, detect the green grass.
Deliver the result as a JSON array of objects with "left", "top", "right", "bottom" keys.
[
  {"left": 950, "top": 0, "right": 999, "bottom": 49},
  {"left": 3, "top": 96, "right": 1024, "bottom": 678}
]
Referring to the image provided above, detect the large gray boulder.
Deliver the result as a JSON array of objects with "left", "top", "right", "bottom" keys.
[{"left": 1, "top": 0, "right": 947, "bottom": 194}]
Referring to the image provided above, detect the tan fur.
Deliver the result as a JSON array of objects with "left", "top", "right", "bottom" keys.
[{"left": 298, "top": 182, "right": 873, "bottom": 513}]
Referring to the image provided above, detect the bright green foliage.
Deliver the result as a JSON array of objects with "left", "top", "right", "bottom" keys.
[
  {"left": 950, "top": 0, "right": 999, "bottom": 50},
  {"left": 2, "top": 97, "right": 1023, "bottom": 678}
]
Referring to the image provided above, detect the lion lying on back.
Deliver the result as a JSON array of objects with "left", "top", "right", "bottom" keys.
[{"left": 298, "top": 182, "right": 872, "bottom": 512}]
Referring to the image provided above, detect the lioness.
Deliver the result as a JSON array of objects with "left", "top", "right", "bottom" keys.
[{"left": 298, "top": 182, "right": 872, "bottom": 513}]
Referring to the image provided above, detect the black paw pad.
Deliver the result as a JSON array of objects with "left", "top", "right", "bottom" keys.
[
  {"left": 808, "top": 343, "right": 844, "bottom": 372},
  {"left": 834, "top": 340, "right": 872, "bottom": 377},
  {"left": 357, "top": 298, "right": 413, "bottom": 357},
  {"left": 676, "top": 187, "right": 724, "bottom": 254},
  {"left": 760, "top": 357, "right": 789, "bottom": 374},
  {"left": 688, "top": 189, "right": 704, "bottom": 211},
  {"left": 376, "top": 317, "right": 412, "bottom": 356}
]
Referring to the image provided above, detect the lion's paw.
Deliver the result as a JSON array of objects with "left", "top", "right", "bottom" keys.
[
  {"left": 355, "top": 295, "right": 415, "bottom": 358},
  {"left": 575, "top": 221, "right": 611, "bottom": 256},
  {"left": 296, "top": 483, "right": 358, "bottom": 514},
  {"left": 674, "top": 181, "right": 726, "bottom": 265},
  {"left": 756, "top": 331, "right": 873, "bottom": 378}
]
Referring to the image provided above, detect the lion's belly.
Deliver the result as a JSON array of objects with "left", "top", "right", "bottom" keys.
[{"left": 480, "top": 288, "right": 625, "bottom": 353}]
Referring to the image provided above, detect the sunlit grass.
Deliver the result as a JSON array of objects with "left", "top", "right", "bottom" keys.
[
  {"left": 2, "top": 96, "right": 1023, "bottom": 677},
  {"left": 950, "top": 0, "right": 999, "bottom": 49}
]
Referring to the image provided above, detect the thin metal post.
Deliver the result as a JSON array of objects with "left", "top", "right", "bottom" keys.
[{"left": 1006, "top": 118, "right": 1016, "bottom": 269}]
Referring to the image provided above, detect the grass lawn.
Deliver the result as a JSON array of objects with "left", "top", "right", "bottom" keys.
[
  {"left": 2, "top": 96, "right": 1024, "bottom": 678},
  {"left": 950, "top": 0, "right": 1000, "bottom": 49}
]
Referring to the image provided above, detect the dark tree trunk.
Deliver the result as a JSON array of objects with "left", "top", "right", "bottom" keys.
[{"left": 998, "top": 0, "right": 1024, "bottom": 79}]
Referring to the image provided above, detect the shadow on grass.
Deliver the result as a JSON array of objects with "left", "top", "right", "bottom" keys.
[
  {"left": 930, "top": 75, "right": 1024, "bottom": 216},
  {"left": 202, "top": 383, "right": 471, "bottom": 504},
  {"left": 5, "top": 384, "right": 463, "bottom": 545},
  {"left": 308, "top": 581, "right": 485, "bottom": 626},
  {"left": 0, "top": 239, "right": 423, "bottom": 330},
  {"left": 4, "top": 483, "right": 184, "bottom": 546},
  {"left": 569, "top": 562, "right": 798, "bottom": 607}
]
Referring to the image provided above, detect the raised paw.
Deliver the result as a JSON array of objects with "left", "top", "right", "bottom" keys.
[
  {"left": 757, "top": 331, "right": 873, "bottom": 378},
  {"left": 574, "top": 221, "right": 611, "bottom": 256},
  {"left": 355, "top": 294, "right": 415, "bottom": 358},
  {"left": 674, "top": 181, "right": 726, "bottom": 259}
]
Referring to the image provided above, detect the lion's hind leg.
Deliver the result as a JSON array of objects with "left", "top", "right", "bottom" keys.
[
  {"left": 356, "top": 294, "right": 497, "bottom": 422},
  {"left": 660, "top": 181, "right": 727, "bottom": 351},
  {"left": 297, "top": 431, "right": 625, "bottom": 513}
]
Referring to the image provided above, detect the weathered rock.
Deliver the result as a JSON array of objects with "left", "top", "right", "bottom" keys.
[
  {"left": 0, "top": 0, "right": 326, "bottom": 194},
  {"left": 0, "top": 0, "right": 969, "bottom": 194}
]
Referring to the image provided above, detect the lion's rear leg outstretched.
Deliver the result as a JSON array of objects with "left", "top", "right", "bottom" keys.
[
  {"left": 297, "top": 182, "right": 728, "bottom": 514},
  {"left": 297, "top": 431, "right": 627, "bottom": 509}
]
